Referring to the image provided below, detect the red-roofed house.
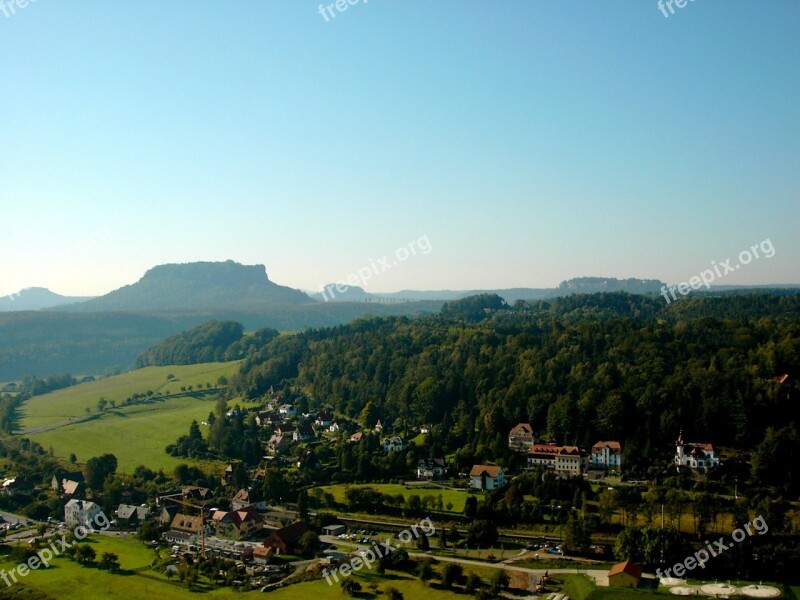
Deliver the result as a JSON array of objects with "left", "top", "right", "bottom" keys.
[
  {"left": 469, "top": 465, "right": 505, "bottom": 490},
  {"left": 252, "top": 545, "right": 273, "bottom": 565},
  {"left": 608, "top": 561, "right": 642, "bottom": 588},
  {"left": 212, "top": 506, "right": 264, "bottom": 540},
  {"left": 591, "top": 441, "right": 622, "bottom": 470}
]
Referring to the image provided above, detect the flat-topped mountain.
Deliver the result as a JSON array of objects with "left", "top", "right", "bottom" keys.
[{"left": 59, "top": 260, "right": 313, "bottom": 312}]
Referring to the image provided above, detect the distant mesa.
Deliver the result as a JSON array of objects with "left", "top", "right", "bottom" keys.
[
  {"left": 57, "top": 260, "right": 313, "bottom": 312},
  {"left": 556, "top": 277, "right": 665, "bottom": 294}
]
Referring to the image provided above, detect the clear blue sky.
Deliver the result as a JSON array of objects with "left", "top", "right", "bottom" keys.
[{"left": 1, "top": 0, "right": 798, "bottom": 296}]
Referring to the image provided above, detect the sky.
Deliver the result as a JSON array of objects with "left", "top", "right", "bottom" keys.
[{"left": 1, "top": 0, "right": 798, "bottom": 297}]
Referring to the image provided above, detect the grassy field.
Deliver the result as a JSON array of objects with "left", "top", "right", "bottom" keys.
[
  {"left": 18, "top": 363, "right": 242, "bottom": 473},
  {"left": 0, "top": 534, "right": 476, "bottom": 600},
  {"left": 318, "top": 483, "right": 472, "bottom": 513},
  {"left": 28, "top": 396, "right": 222, "bottom": 473},
  {"left": 19, "top": 362, "right": 241, "bottom": 430},
  {"left": 0, "top": 534, "right": 244, "bottom": 599}
]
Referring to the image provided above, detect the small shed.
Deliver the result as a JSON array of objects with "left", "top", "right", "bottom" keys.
[{"left": 322, "top": 524, "right": 346, "bottom": 536}]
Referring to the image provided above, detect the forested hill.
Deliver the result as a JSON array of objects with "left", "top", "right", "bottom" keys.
[
  {"left": 136, "top": 320, "right": 279, "bottom": 367},
  {"left": 229, "top": 292, "right": 800, "bottom": 470}
]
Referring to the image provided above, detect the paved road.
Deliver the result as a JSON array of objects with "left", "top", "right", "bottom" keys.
[{"left": 0, "top": 510, "right": 35, "bottom": 526}]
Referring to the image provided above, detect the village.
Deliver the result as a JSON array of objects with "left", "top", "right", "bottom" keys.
[{"left": 0, "top": 388, "right": 745, "bottom": 598}]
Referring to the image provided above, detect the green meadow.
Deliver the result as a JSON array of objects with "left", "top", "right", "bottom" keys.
[
  {"left": 19, "top": 362, "right": 241, "bottom": 430},
  {"left": 18, "top": 363, "right": 243, "bottom": 473},
  {"left": 0, "top": 534, "right": 246, "bottom": 599},
  {"left": 318, "top": 483, "right": 471, "bottom": 513}
]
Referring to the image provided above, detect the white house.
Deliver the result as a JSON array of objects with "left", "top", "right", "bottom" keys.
[
  {"left": 469, "top": 465, "right": 505, "bottom": 490},
  {"left": 65, "top": 499, "right": 104, "bottom": 528},
  {"left": 591, "top": 441, "right": 622, "bottom": 470},
  {"left": 382, "top": 436, "right": 406, "bottom": 453},
  {"left": 674, "top": 432, "right": 720, "bottom": 472},
  {"left": 417, "top": 458, "right": 446, "bottom": 479},
  {"left": 279, "top": 404, "right": 297, "bottom": 417}
]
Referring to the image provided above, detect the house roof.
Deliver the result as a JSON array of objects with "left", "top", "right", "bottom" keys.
[
  {"left": 469, "top": 465, "right": 503, "bottom": 478},
  {"left": 253, "top": 546, "right": 272, "bottom": 558},
  {"left": 2, "top": 477, "right": 33, "bottom": 490},
  {"left": 383, "top": 436, "right": 405, "bottom": 444},
  {"left": 233, "top": 488, "right": 261, "bottom": 503},
  {"left": 418, "top": 458, "right": 446, "bottom": 469},
  {"left": 528, "top": 444, "right": 585, "bottom": 457},
  {"left": 608, "top": 561, "right": 642, "bottom": 579},
  {"left": 558, "top": 446, "right": 583, "bottom": 456},
  {"left": 61, "top": 479, "right": 83, "bottom": 495},
  {"left": 592, "top": 441, "right": 622, "bottom": 451},
  {"left": 510, "top": 422, "right": 533, "bottom": 435},
  {"left": 182, "top": 486, "right": 213, "bottom": 500},
  {"left": 529, "top": 444, "right": 562, "bottom": 456},
  {"left": 65, "top": 499, "right": 100, "bottom": 511},
  {"left": 297, "top": 423, "right": 315, "bottom": 437},
  {"left": 267, "top": 521, "right": 309, "bottom": 546},
  {"left": 214, "top": 505, "right": 263, "bottom": 528},
  {"left": 350, "top": 432, "right": 364, "bottom": 442},
  {"left": 117, "top": 504, "right": 151, "bottom": 520},
  {"left": 54, "top": 471, "right": 84, "bottom": 483},
  {"left": 171, "top": 513, "right": 204, "bottom": 533}
]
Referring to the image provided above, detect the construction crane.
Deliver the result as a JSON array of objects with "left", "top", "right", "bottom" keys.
[{"left": 162, "top": 495, "right": 210, "bottom": 558}]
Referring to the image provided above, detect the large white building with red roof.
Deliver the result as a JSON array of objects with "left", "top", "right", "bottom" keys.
[
  {"left": 527, "top": 443, "right": 588, "bottom": 476},
  {"left": 674, "top": 431, "right": 720, "bottom": 472}
]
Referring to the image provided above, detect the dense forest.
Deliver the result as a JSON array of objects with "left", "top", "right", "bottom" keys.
[
  {"left": 135, "top": 320, "right": 271, "bottom": 366},
  {"left": 228, "top": 293, "right": 800, "bottom": 480}
]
